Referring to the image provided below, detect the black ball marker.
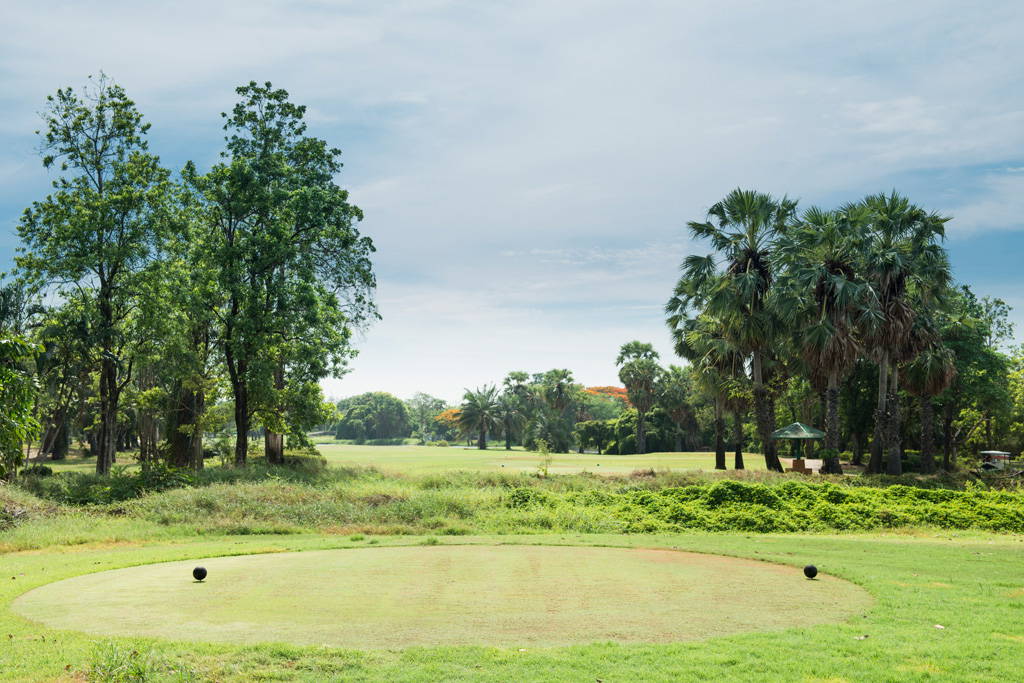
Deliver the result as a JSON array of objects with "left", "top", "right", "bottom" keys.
[
  {"left": 803, "top": 564, "right": 818, "bottom": 579},
  {"left": 193, "top": 566, "right": 207, "bottom": 582}
]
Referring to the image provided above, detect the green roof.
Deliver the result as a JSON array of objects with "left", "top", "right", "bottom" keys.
[{"left": 771, "top": 422, "right": 825, "bottom": 440}]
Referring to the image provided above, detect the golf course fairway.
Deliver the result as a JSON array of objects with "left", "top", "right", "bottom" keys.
[{"left": 13, "top": 544, "right": 869, "bottom": 649}]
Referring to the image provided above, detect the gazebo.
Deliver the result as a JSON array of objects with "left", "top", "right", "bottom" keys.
[{"left": 772, "top": 422, "right": 825, "bottom": 475}]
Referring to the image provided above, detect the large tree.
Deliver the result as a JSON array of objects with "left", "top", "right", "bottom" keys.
[
  {"left": 776, "top": 206, "right": 870, "bottom": 474},
  {"left": 459, "top": 385, "right": 501, "bottom": 449},
  {"left": 616, "top": 341, "right": 663, "bottom": 455},
  {"left": 657, "top": 365, "right": 698, "bottom": 453},
  {"left": 903, "top": 341, "right": 957, "bottom": 473},
  {"left": 668, "top": 189, "right": 796, "bottom": 472},
  {"left": 16, "top": 75, "right": 173, "bottom": 474},
  {"left": 190, "top": 82, "right": 376, "bottom": 465},
  {"left": 857, "top": 192, "right": 950, "bottom": 475}
]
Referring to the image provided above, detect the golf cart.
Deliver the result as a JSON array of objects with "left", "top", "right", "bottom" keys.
[{"left": 979, "top": 450, "right": 1012, "bottom": 471}]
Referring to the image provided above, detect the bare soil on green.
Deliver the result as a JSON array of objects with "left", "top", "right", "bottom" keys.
[{"left": 13, "top": 544, "right": 867, "bottom": 649}]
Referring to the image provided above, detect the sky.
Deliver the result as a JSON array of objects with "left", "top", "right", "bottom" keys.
[{"left": 1, "top": 1, "right": 1023, "bottom": 403}]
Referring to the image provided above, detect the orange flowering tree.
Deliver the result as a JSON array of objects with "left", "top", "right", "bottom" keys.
[
  {"left": 585, "top": 386, "right": 631, "bottom": 407},
  {"left": 433, "top": 408, "right": 462, "bottom": 440}
]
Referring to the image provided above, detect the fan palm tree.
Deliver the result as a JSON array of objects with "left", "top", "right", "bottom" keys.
[
  {"left": 496, "top": 391, "right": 526, "bottom": 451},
  {"left": 458, "top": 385, "right": 501, "bottom": 450},
  {"left": 671, "top": 315, "right": 744, "bottom": 469},
  {"left": 776, "top": 206, "right": 871, "bottom": 474},
  {"left": 903, "top": 339, "right": 957, "bottom": 474},
  {"left": 616, "top": 341, "right": 662, "bottom": 455},
  {"left": 857, "top": 192, "right": 951, "bottom": 475},
  {"left": 658, "top": 365, "right": 698, "bottom": 453},
  {"left": 668, "top": 188, "right": 796, "bottom": 472}
]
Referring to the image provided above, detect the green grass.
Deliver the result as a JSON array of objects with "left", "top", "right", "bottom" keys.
[
  {"left": 315, "top": 443, "right": 767, "bottom": 474},
  {"left": 14, "top": 544, "right": 868, "bottom": 649},
  {"left": 1, "top": 530, "right": 1023, "bottom": 681},
  {"left": 5, "top": 452, "right": 1023, "bottom": 680}
]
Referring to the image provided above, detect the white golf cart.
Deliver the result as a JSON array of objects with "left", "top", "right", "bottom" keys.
[{"left": 979, "top": 450, "right": 1012, "bottom": 471}]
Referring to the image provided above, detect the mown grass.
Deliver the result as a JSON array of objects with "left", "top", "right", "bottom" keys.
[
  {"left": 4, "top": 456, "right": 1024, "bottom": 681},
  {"left": 315, "top": 442, "right": 770, "bottom": 474},
  {"left": 1, "top": 531, "right": 1023, "bottom": 681}
]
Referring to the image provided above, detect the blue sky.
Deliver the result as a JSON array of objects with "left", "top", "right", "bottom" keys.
[{"left": 1, "top": 1, "right": 1022, "bottom": 402}]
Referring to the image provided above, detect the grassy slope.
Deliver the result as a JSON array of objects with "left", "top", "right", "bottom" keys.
[
  {"left": 316, "top": 443, "right": 767, "bottom": 474},
  {"left": 1, "top": 530, "right": 1023, "bottom": 681}
]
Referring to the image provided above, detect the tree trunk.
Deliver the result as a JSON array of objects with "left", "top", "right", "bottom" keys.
[
  {"left": 851, "top": 432, "right": 863, "bottom": 467},
  {"left": 714, "top": 398, "right": 725, "bottom": 470},
  {"left": 751, "top": 353, "right": 783, "bottom": 472},
  {"left": 505, "top": 421, "right": 512, "bottom": 451},
  {"left": 97, "top": 353, "right": 119, "bottom": 475},
  {"left": 866, "top": 355, "right": 889, "bottom": 474},
  {"left": 477, "top": 429, "right": 486, "bottom": 450},
  {"left": 732, "top": 409, "right": 744, "bottom": 470},
  {"left": 636, "top": 410, "right": 647, "bottom": 455},
  {"left": 169, "top": 386, "right": 206, "bottom": 470},
  {"left": 233, "top": 382, "right": 249, "bottom": 466},
  {"left": 820, "top": 375, "right": 843, "bottom": 474},
  {"left": 919, "top": 396, "right": 936, "bottom": 474},
  {"left": 264, "top": 364, "right": 286, "bottom": 465},
  {"left": 942, "top": 403, "right": 954, "bottom": 471},
  {"left": 885, "top": 369, "right": 902, "bottom": 475},
  {"left": 674, "top": 432, "right": 682, "bottom": 453}
]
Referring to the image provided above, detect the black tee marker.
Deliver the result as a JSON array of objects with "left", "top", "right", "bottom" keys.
[
  {"left": 193, "top": 567, "right": 207, "bottom": 582},
  {"left": 803, "top": 565, "right": 818, "bottom": 579}
]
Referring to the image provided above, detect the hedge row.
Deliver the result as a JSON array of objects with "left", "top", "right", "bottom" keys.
[{"left": 516, "top": 480, "right": 1024, "bottom": 533}]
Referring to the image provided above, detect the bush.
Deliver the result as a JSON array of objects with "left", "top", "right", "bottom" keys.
[
  {"left": 506, "top": 487, "right": 551, "bottom": 509},
  {"left": 19, "top": 464, "right": 53, "bottom": 477},
  {"left": 433, "top": 440, "right": 449, "bottom": 447}
]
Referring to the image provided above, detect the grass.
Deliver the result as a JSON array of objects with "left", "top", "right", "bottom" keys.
[
  {"left": 1, "top": 530, "right": 1023, "bottom": 681},
  {"left": 28, "top": 441, "right": 767, "bottom": 477},
  {"left": 14, "top": 544, "right": 868, "bottom": 649},
  {"left": 315, "top": 443, "right": 768, "bottom": 474},
  {"left": 5, "top": 450, "right": 1024, "bottom": 680}
]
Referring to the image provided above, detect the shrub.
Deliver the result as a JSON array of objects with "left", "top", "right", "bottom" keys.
[
  {"left": 506, "top": 487, "right": 551, "bottom": 509},
  {"left": 433, "top": 440, "right": 449, "bottom": 447},
  {"left": 701, "top": 481, "right": 782, "bottom": 509},
  {"left": 19, "top": 464, "right": 53, "bottom": 478}
]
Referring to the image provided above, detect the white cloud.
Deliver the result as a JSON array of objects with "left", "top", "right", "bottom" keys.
[
  {"left": 3, "top": 1, "right": 1024, "bottom": 397},
  {"left": 946, "top": 171, "right": 1024, "bottom": 236}
]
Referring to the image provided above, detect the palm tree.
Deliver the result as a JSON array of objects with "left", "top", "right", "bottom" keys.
[
  {"left": 670, "top": 315, "right": 744, "bottom": 469},
  {"left": 668, "top": 189, "right": 796, "bottom": 471},
  {"left": 776, "top": 206, "right": 871, "bottom": 474},
  {"left": 458, "top": 385, "right": 501, "bottom": 450},
  {"left": 903, "top": 339, "right": 956, "bottom": 474},
  {"left": 658, "top": 365, "right": 697, "bottom": 452},
  {"left": 496, "top": 391, "right": 526, "bottom": 450},
  {"left": 857, "top": 192, "right": 951, "bottom": 475},
  {"left": 616, "top": 341, "right": 662, "bottom": 455}
]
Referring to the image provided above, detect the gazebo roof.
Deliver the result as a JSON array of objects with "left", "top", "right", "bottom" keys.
[{"left": 771, "top": 422, "right": 825, "bottom": 440}]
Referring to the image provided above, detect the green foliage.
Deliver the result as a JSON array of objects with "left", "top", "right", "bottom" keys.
[
  {"left": 334, "top": 392, "right": 411, "bottom": 440},
  {"left": 459, "top": 385, "right": 501, "bottom": 449},
  {"left": 0, "top": 336, "right": 39, "bottom": 479},
  {"left": 186, "top": 80, "right": 377, "bottom": 464}
]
